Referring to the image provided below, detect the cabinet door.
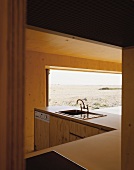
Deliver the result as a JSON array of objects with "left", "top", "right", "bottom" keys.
[
  {"left": 86, "top": 126, "right": 99, "bottom": 137},
  {"left": 34, "top": 118, "right": 49, "bottom": 151},
  {"left": 69, "top": 121, "right": 100, "bottom": 141},
  {"left": 69, "top": 133, "right": 82, "bottom": 142},
  {"left": 70, "top": 121, "right": 87, "bottom": 138},
  {"left": 49, "top": 116, "right": 70, "bottom": 147}
]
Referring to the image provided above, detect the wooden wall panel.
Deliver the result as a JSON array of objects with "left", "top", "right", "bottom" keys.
[
  {"left": 27, "top": 50, "right": 122, "bottom": 72},
  {"left": 25, "top": 49, "right": 122, "bottom": 153},
  {"left": 26, "top": 28, "right": 122, "bottom": 63},
  {"left": 0, "top": 0, "right": 25, "bottom": 170},
  {"left": 122, "top": 47, "right": 134, "bottom": 170},
  {"left": 25, "top": 53, "right": 46, "bottom": 152}
]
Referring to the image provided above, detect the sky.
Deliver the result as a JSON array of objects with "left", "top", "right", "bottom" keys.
[{"left": 49, "top": 70, "right": 122, "bottom": 86}]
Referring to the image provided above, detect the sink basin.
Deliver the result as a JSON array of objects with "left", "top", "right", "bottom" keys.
[
  {"left": 58, "top": 109, "right": 106, "bottom": 119},
  {"left": 59, "top": 109, "right": 86, "bottom": 115}
]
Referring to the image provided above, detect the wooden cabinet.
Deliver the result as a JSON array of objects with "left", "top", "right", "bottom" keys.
[
  {"left": 35, "top": 111, "right": 108, "bottom": 150},
  {"left": 34, "top": 118, "right": 50, "bottom": 151},
  {"left": 49, "top": 118, "right": 106, "bottom": 145},
  {"left": 49, "top": 116, "right": 70, "bottom": 147},
  {"left": 69, "top": 133, "right": 82, "bottom": 142},
  {"left": 69, "top": 121, "right": 104, "bottom": 142},
  {"left": 99, "top": 129, "right": 107, "bottom": 134},
  {"left": 70, "top": 121, "right": 89, "bottom": 139}
]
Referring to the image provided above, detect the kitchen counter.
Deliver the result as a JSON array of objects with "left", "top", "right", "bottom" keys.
[
  {"left": 25, "top": 106, "right": 121, "bottom": 170},
  {"left": 35, "top": 106, "right": 121, "bottom": 130}
]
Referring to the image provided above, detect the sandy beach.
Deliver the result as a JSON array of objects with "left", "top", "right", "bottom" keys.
[{"left": 49, "top": 85, "right": 122, "bottom": 109}]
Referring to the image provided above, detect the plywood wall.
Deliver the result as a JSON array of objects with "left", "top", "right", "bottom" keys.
[
  {"left": 25, "top": 50, "right": 121, "bottom": 153},
  {"left": 26, "top": 28, "right": 122, "bottom": 63},
  {"left": 122, "top": 47, "right": 134, "bottom": 170}
]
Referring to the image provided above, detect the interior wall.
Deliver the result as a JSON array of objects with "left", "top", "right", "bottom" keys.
[
  {"left": 26, "top": 28, "right": 122, "bottom": 63},
  {"left": 122, "top": 47, "right": 134, "bottom": 170},
  {"left": 25, "top": 50, "right": 121, "bottom": 153}
]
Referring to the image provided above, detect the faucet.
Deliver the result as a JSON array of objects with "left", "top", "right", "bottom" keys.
[
  {"left": 76, "top": 99, "right": 89, "bottom": 119},
  {"left": 76, "top": 99, "right": 89, "bottom": 111}
]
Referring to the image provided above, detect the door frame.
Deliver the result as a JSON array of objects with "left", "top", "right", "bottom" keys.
[{"left": 0, "top": 0, "right": 25, "bottom": 170}]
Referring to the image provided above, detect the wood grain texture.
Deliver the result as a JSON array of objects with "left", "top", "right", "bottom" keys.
[
  {"left": 69, "top": 134, "right": 82, "bottom": 142},
  {"left": 49, "top": 116, "right": 70, "bottom": 147},
  {"left": 69, "top": 121, "right": 100, "bottom": 140},
  {"left": 122, "top": 47, "right": 134, "bottom": 170},
  {"left": 0, "top": 0, "right": 25, "bottom": 170},
  {"left": 25, "top": 53, "right": 46, "bottom": 152},
  {"left": 34, "top": 119, "right": 49, "bottom": 150},
  {"left": 99, "top": 129, "right": 107, "bottom": 134},
  {"left": 91, "top": 127, "right": 100, "bottom": 136},
  {"left": 25, "top": 41, "right": 122, "bottom": 153},
  {"left": 70, "top": 121, "right": 88, "bottom": 138},
  {"left": 26, "top": 28, "right": 122, "bottom": 63},
  {"left": 0, "top": 1, "right": 8, "bottom": 170}
]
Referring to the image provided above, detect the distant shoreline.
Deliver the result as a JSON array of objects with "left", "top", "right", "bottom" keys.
[{"left": 49, "top": 85, "right": 122, "bottom": 109}]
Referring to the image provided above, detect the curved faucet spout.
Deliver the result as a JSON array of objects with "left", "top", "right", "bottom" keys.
[{"left": 76, "top": 99, "right": 86, "bottom": 109}]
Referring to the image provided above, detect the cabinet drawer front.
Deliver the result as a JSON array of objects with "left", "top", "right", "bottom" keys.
[
  {"left": 69, "top": 133, "right": 82, "bottom": 142},
  {"left": 70, "top": 121, "right": 91, "bottom": 138},
  {"left": 70, "top": 121, "right": 87, "bottom": 138},
  {"left": 70, "top": 121, "right": 100, "bottom": 138}
]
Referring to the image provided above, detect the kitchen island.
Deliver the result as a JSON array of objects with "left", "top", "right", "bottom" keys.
[{"left": 25, "top": 106, "right": 121, "bottom": 170}]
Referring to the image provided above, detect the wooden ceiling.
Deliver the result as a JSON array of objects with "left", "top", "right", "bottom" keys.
[
  {"left": 26, "top": 28, "right": 122, "bottom": 63},
  {"left": 27, "top": 0, "right": 134, "bottom": 47}
]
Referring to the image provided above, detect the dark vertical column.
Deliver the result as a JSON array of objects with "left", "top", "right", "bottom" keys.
[
  {"left": 122, "top": 47, "right": 134, "bottom": 170},
  {"left": 0, "top": 0, "right": 25, "bottom": 170}
]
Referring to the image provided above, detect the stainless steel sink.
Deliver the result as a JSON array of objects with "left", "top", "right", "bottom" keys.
[
  {"left": 59, "top": 109, "right": 86, "bottom": 115},
  {"left": 58, "top": 109, "right": 106, "bottom": 120}
]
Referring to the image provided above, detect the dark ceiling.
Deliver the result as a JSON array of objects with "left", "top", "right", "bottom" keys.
[{"left": 27, "top": 0, "right": 134, "bottom": 47}]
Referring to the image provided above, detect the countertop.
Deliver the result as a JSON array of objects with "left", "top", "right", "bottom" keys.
[
  {"left": 35, "top": 106, "right": 121, "bottom": 130},
  {"left": 25, "top": 106, "right": 121, "bottom": 170}
]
